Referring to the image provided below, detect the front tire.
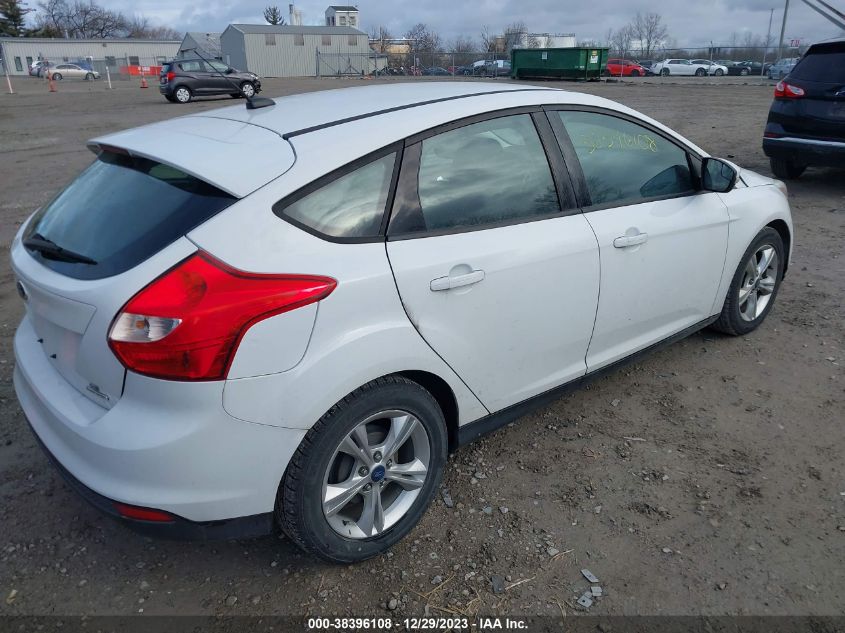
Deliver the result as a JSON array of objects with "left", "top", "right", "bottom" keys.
[
  {"left": 630, "top": 69, "right": 640, "bottom": 77},
  {"left": 714, "top": 68, "right": 724, "bottom": 76},
  {"left": 770, "top": 157, "right": 806, "bottom": 179},
  {"left": 711, "top": 228, "right": 785, "bottom": 336},
  {"left": 85, "top": 72, "right": 94, "bottom": 80},
  {"left": 240, "top": 81, "right": 256, "bottom": 98},
  {"left": 660, "top": 68, "right": 670, "bottom": 76},
  {"left": 279, "top": 376, "right": 448, "bottom": 563},
  {"left": 740, "top": 67, "right": 749, "bottom": 76},
  {"left": 695, "top": 68, "right": 706, "bottom": 76}
]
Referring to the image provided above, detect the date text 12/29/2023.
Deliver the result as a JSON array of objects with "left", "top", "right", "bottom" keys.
[{"left": 306, "top": 617, "right": 529, "bottom": 630}]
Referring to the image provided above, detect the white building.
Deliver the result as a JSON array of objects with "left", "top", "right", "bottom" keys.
[
  {"left": 221, "top": 24, "right": 371, "bottom": 77},
  {"left": 325, "top": 5, "right": 359, "bottom": 28},
  {"left": 513, "top": 33, "right": 577, "bottom": 49},
  {"left": 0, "top": 37, "right": 180, "bottom": 75}
]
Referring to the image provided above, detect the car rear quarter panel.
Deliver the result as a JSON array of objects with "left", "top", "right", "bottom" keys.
[{"left": 186, "top": 181, "right": 489, "bottom": 430}]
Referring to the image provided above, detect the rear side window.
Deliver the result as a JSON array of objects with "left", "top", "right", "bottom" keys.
[
  {"left": 791, "top": 42, "right": 845, "bottom": 82},
  {"left": 557, "top": 111, "right": 693, "bottom": 207},
  {"left": 24, "top": 152, "right": 236, "bottom": 280},
  {"left": 274, "top": 153, "right": 397, "bottom": 239},
  {"left": 392, "top": 114, "right": 560, "bottom": 234},
  {"left": 179, "top": 60, "right": 203, "bottom": 72}
]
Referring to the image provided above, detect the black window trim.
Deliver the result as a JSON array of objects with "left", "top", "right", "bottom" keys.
[
  {"left": 543, "top": 104, "right": 705, "bottom": 213},
  {"left": 271, "top": 142, "right": 403, "bottom": 244},
  {"left": 386, "top": 106, "right": 580, "bottom": 241}
]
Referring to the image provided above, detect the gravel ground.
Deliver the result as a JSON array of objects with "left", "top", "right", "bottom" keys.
[{"left": 0, "top": 75, "right": 843, "bottom": 618}]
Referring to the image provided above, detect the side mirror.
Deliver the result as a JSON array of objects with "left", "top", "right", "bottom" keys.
[
  {"left": 225, "top": 67, "right": 235, "bottom": 74},
  {"left": 701, "top": 157, "right": 738, "bottom": 193}
]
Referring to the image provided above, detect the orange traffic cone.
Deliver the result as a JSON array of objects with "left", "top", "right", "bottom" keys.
[
  {"left": 48, "top": 73, "right": 57, "bottom": 92},
  {"left": 140, "top": 74, "right": 148, "bottom": 88}
]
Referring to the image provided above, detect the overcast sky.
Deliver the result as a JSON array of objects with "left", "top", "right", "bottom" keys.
[{"left": 80, "top": 0, "right": 845, "bottom": 46}]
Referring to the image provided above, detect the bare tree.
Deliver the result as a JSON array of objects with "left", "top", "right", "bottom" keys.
[
  {"left": 631, "top": 12, "right": 668, "bottom": 59},
  {"left": 609, "top": 24, "right": 635, "bottom": 57},
  {"left": 35, "top": 0, "right": 180, "bottom": 38},
  {"left": 369, "top": 25, "right": 393, "bottom": 53},
  {"left": 502, "top": 20, "right": 526, "bottom": 53},
  {"left": 263, "top": 5, "right": 285, "bottom": 26},
  {"left": 405, "top": 23, "right": 441, "bottom": 52},
  {"left": 527, "top": 33, "right": 540, "bottom": 48},
  {"left": 480, "top": 25, "right": 495, "bottom": 52}
]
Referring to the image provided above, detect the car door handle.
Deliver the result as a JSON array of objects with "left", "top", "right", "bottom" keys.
[
  {"left": 430, "top": 270, "right": 485, "bottom": 291},
  {"left": 613, "top": 233, "right": 648, "bottom": 248}
]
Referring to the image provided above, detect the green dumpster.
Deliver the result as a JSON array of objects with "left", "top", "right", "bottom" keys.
[{"left": 511, "top": 47, "right": 609, "bottom": 80}]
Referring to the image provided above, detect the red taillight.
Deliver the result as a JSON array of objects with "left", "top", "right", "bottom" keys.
[
  {"left": 165, "top": 71, "right": 175, "bottom": 82},
  {"left": 108, "top": 252, "right": 336, "bottom": 381},
  {"left": 774, "top": 80, "right": 804, "bottom": 98},
  {"left": 114, "top": 502, "right": 175, "bottom": 522}
]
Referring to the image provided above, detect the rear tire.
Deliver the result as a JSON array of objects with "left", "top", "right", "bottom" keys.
[
  {"left": 740, "top": 67, "right": 749, "bottom": 76},
  {"left": 278, "top": 376, "right": 448, "bottom": 563},
  {"left": 769, "top": 157, "right": 806, "bottom": 180},
  {"left": 173, "top": 86, "right": 192, "bottom": 103},
  {"left": 711, "top": 228, "right": 785, "bottom": 336}
]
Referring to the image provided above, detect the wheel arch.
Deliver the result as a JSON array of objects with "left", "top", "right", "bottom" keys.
[
  {"left": 767, "top": 219, "right": 791, "bottom": 275},
  {"left": 396, "top": 370, "right": 460, "bottom": 452}
]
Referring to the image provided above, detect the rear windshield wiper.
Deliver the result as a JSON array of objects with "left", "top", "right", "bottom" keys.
[{"left": 23, "top": 233, "right": 98, "bottom": 265}]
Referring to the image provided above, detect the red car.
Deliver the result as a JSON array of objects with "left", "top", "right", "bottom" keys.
[{"left": 605, "top": 58, "right": 647, "bottom": 77}]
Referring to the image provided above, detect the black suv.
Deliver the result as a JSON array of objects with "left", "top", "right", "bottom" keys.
[
  {"left": 762, "top": 38, "right": 845, "bottom": 179},
  {"left": 160, "top": 59, "right": 261, "bottom": 104}
]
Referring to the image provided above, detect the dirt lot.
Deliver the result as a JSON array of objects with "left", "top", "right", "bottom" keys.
[{"left": 0, "top": 75, "right": 843, "bottom": 619}]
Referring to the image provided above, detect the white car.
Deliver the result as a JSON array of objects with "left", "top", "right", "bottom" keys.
[
  {"left": 49, "top": 63, "right": 99, "bottom": 80},
  {"left": 689, "top": 59, "right": 729, "bottom": 76},
  {"left": 652, "top": 58, "right": 713, "bottom": 76},
  {"left": 11, "top": 83, "right": 792, "bottom": 562}
]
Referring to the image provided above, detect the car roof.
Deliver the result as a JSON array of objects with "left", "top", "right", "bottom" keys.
[{"left": 91, "top": 82, "right": 707, "bottom": 197}]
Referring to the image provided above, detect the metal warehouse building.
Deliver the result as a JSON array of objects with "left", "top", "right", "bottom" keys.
[
  {"left": 178, "top": 32, "right": 222, "bottom": 60},
  {"left": 220, "top": 24, "right": 371, "bottom": 78},
  {"left": 0, "top": 37, "right": 180, "bottom": 76}
]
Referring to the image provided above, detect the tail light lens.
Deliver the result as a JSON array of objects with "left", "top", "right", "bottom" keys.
[
  {"left": 774, "top": 81, "right": 805, "bottom": 98},
  {"left": 165, "top": 71, "right": 175, "bottom": 82},
  {"left": 108, "top": 252, "right": 336, "bottom": 381}
]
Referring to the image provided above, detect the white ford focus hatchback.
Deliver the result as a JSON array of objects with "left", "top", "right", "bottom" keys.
[{"left": 12, "top": 83, "right": 792, "bottom": 562}]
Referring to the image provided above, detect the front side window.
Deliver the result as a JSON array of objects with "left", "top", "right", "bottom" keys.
[
  {"left": 275, "top": 153, "right": 396, "bottom": 239},
  {"left": 393, "top": 114, "right": 560, "bottom": 234},
  {"left": 207, "top": 60, "right": 228, "bottom": 72},
  {"left": 557, "top": 111, "right": 694, "bottom": 206}
]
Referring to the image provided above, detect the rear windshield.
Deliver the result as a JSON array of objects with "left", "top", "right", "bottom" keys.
[
  {"left": 24, "top": 151, "right": 236, "bottom": 280},
  {"left": 791, "top": 42, "right": 845, "bottom": 83}
]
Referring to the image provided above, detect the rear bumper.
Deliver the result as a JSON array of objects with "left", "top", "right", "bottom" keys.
[
  {"left": 763, "top": 136, "right": 845, "bottom": 167},
  {"left": 29, "top": 422, "right": 273, "bottom": 540},
  {"left": 13, "top": 314, "right": 306, "bottom": 529}
]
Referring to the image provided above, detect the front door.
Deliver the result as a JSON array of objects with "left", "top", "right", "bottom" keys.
[
  {"left": 386, "top": 112, "right": 601, "bottom": 412},
  {"left": 550, "top": 109, "right": 730, "bottom": 371}
]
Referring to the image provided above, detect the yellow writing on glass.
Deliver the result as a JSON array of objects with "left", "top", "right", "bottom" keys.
[{"left": 575, "top": 131, "right": 659, "bottom": 154}]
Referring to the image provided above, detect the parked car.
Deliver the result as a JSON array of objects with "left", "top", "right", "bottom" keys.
[
  {"left": 12, "top": 82, "right": 793, "bottom": 562},
  {"left": 159, "top": 58, "right": 261, "bottom": 104},
  {"left": 762, "top": 38, "right": 845, "bottom": 178},
  {"left": 29, "top": 60, "right": 49, "bottom": 76},
  {"left": 767, "top": 58, "right": 799, "bottom": 79},
  {"left": 737, "top": 61, "right": 772, "bottom": 76},
  {"left": 689, "top": 59, "right": 729, "bottom": 76},
  {"left": 652, "top": 59, "right": 711, "bottom": 76},
  {"left": 49, "top": 63, "right": 99, "bottom": 81},
  {"left": 605, "top": 58, "right": 647, "bottom": 76},
  {"left": 472, "top": 59, "right": 510, "bottom": 76},
  {"left": 422, "top": 67, "right": 451, "bottom": 76}
]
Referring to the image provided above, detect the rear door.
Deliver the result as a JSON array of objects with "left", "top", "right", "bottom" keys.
[
  {"left": 176, "top": 59, "right": 208, "bottom": 93},
  {"left": 780, "top": 42, "right": 845, "bottom": 141},
  {"left": 386, "top": 111, "right": 600, "bottom": 412},
  {"left": 548, "top": 108, "right": 729, "bottom": 371}
]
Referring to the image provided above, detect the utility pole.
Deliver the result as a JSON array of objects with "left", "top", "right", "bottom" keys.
[
  {"left": 777, "top": 0, "right": 790, "bottom": 62},
  {"left": 762, "top": 8, "right": 774, "bottom": 77}
]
